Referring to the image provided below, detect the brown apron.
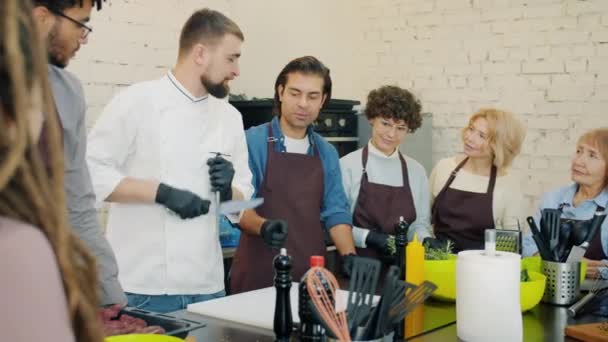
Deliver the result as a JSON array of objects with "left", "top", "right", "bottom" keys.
[
  {"left": 431, "top": 157, "right": 497, "bottom": 253},
  {"left": 352, "top": 145, "right": 417, "bottom": 267},
  {"left": 230, "top": 125, "right": 326, "bottom": 294}
]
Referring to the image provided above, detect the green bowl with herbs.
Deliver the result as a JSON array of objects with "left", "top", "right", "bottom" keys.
[{"left": 424, "top": 254, "right": 458, "bottom": 301}]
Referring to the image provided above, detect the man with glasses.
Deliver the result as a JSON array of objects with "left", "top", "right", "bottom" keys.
[{"left": 32, "top": 0, "right": 127, "bottom": 305}]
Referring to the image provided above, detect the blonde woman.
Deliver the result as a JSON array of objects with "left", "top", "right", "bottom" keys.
[
  {"left": 524, "top": 128, "right": 608, "bottom": 278},
  {"left": 0, "top": 0, "right": 102, "bottom": 341},
  {"left": 430, "top": 108, "right": 527, "bottom": 253}
]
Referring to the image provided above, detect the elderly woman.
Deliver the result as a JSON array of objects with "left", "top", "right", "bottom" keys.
[
  {"left": 340, "top": 85, "right": 434, "bottom": 264},
  {"left": 524, "top": 128, "right": 608, "bottom": 278},
  {"left": 430, "top": 108, "right": 527, "bottom": 253}
]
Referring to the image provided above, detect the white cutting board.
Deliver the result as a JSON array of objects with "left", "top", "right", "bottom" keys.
[{"left": 187, "top": 282, "right": 353, "bottom": 330}]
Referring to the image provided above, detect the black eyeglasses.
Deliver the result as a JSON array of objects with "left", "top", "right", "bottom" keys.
[{"left": 50, "top": 9, "right": 93, "bottom": 38}]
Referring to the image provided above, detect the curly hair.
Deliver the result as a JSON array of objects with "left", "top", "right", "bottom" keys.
[
  {"left": 364, "top": 85, "right": 422, "bottom": 132},
  {"left": 1, "top": 0, "right": 102, "bottom": 341}
]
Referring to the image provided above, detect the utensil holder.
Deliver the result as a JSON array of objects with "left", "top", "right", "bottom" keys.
[{"left": 541, "top": 260, "right": 581, "bottom": 305}]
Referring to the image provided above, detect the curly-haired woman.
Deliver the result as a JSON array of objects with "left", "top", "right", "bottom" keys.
[{"left": 340, "top": 85, "right": 434, "bottom": 268}]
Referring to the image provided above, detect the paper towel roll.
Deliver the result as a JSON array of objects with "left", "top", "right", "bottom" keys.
[{"left": 456, "top": 250, "right": 522, "bottom": 342}]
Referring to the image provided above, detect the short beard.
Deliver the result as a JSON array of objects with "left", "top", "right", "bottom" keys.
[
  {"left": 201, "top": 75, "right": 229, "bottom": 98},
  {"left": 47, "top": 24, "right": 67, "bottom": 68}
]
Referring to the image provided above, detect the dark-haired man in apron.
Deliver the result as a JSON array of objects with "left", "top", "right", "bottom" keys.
[{"left": 230, "top": 56, "right": 356, "bottom": 294}]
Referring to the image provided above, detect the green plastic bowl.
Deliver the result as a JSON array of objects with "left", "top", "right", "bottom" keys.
[
  {"left": 520, "top": 271, "right": 546, "bottom": 312},
  {"left": 424, "top": 255, "right": 457, "bottom": 302},
  {"left": 424, "top": 255, "right": 560, "bottom": 311},
  {"left": 105, "top": 335, "right": 183, "bottom": 342}
]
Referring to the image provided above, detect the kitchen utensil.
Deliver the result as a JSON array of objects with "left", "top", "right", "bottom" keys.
[
  {"left": 568, "top": 273, "right": 603, "bottom": 317},
  {"left": 541, "top": 209, "right": 561, "bottom": 261},
  {"left": 566, "top": 208, "right": 607, "bottom": 263},
  {"left": 557, "top": 225, "right": 572, "bottom": 262},
  {"left": 542, "top": 260, "right": 581, "bottom": 305},
  {"left": 359, "top": 266, "right": 399, "bottom": 340},
  {"left": 387, "top": 281, "right": 437, "bottom": 328},
  {"left": 346, "top": 256, "right": 381, "bottom": 336},
  {"left": 495, "top": 229, "right": 522, "bottom": 254},
  {"left": 218, "top": 198, "right": 264, "bottom": 215},
  {"left": 306, "top": 266, "right": 351, "bottom": 341},
  {"left": 527, "top": 216, "right": 553, "bottom": 261}
]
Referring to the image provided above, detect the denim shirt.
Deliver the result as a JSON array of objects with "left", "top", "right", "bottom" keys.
[
  {"left": 522, "top": 183, "right": 608, "bottom": 277},
  {"left": 245, "top": 117, "right": 352, "bottom": 230}
]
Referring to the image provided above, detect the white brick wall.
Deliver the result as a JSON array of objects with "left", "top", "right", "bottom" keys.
[
  {"left": 69, "top": 0, "right": 607, "bottom": 220},
  {"left": 356, "top": 0, "right": 608, "bottom": 213}
]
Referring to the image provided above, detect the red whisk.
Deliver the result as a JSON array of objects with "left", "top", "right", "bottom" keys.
[{"left": 306, "top": 266, "right": 351, "bottom": 341}]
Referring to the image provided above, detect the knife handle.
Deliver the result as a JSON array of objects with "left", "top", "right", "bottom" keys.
[{"left": 568, "top": 292, "right": 596, "bottom": 317}]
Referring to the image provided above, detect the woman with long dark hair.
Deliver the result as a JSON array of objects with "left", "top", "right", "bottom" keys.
[{"left": 0, "top": 0, "right": 102, "bottom": 340}]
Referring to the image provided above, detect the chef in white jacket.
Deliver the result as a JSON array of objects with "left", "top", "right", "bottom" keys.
[{"left": 87, "top": 8, "right": 253, "bottom": 313}]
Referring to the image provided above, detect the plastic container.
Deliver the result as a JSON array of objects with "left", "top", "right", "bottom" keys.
[
  {"left": 106, "top": 307, "right": 205, "bottom": 339},
  {"left": 105, "top": 335, "right": 183, "bottom": 342}
]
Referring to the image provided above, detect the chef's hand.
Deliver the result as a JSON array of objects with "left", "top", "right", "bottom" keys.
[
  {"left": 155, "top": 183, "right": 211, "bottom": 219},
  {"left": 341, "top": 253, "right": 356, "bottom": 278},
  {"left": 207, "top": 156, "right": 235, "bottom": 202},
  {"left": 423, "top": 237, "right": 449, "bottom": 251},
  {"left": 260, "top": 219, "right": 288, "bottom": 249},
  {"left": 365, "top": 230, "right": 392, "bottom": 255}
]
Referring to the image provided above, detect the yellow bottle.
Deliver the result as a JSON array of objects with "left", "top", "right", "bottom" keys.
[
  {"left": 405, "top": 234, "right": 425, "bottom": 285},
  {"left": 405, "top": 234, "right": 426, "bottom": 335}
]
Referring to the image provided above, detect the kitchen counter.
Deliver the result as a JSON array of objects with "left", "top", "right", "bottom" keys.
[{"left": 171, "top": 300, "right": 606, "bottom": 341}]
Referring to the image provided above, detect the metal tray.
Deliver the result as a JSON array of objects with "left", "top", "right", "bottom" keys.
[{"left": 117, "top": 307, "right": 206, "bottom": 339}]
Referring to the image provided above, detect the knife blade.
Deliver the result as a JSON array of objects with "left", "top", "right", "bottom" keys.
[
  {"left": 219, "top": 198, "right": 264, "bottom": 215},
  {"left": 566, "top": 207, "right": 607, "bottom": 263}
]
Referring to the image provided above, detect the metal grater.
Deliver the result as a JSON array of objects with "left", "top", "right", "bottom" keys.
[{"left": 495, "top": 229, "right": 522, "bottom": 254}]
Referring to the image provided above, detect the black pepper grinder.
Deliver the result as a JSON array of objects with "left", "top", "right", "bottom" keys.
[
  {"left": 394, "top": 216, "right": 409, "bottom": 341},
  {"left": 273, "top": 248, "right": 293, "bottom": 342}
]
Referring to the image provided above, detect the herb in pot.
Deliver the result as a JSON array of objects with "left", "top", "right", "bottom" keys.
[{"left": 424, "top": 240, "right": 454, "bottom": 260}]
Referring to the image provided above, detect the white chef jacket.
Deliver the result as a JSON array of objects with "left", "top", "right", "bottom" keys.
[{"left": 87, "top": 71, "right": 254, "bottom": 295}]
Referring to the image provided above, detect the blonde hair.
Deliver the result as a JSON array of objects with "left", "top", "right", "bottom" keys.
[
  {"left": 577, "top": 128, "right": 608, "bottom": 184},
  {"left": 0, "top": 0, "right": 102, "bottom": 341},
  {"left": 461, "top": 108, "right": 527, "bottom": 170}
]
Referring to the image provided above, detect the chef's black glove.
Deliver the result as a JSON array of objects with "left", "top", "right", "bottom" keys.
[
  {"left": 341, "top": 253, "right": 356, "bottom": 278},
  {"left": 365, "top": 230, "right": 391, "bottom": 255},
  {"left": 207, "top": 156, "right": 235, "bottom": 202},
  {"left": 260, "top": 219, "right": 288, "bottom": 249},
  {"left": 423, "top": 237, "right": 450, "bottom": 251},
  {"left": 155, "top": 183, "right": 211, "bottom": 219}
]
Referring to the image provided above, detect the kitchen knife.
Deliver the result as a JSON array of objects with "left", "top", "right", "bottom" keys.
[
  {"left": 219, "top": 198, "right": 265, "bottom": 215},
  {"left": 566, "top": 207, "right": 607, "bottom": 263}
]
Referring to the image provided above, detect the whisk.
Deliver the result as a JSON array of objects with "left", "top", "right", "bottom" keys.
[
  {"left": 306, "top": 266, "right": 351, "bottom": 341},
  {"left": 568, "top": 272, "right": 603, "bottom": 317}
]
